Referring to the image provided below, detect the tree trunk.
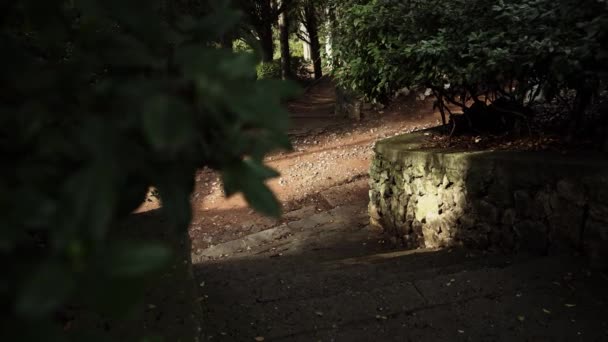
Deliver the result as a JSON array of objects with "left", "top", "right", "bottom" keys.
[
  {"left": 220, "top": 31, "right": 234, "bottom": 50},
  {"left": 258, "top": 0, "right": 275, "bottom": 63},
  {"left": 278, "top": 0, "right": 291, "bottom": 79},
  {"left": 300, "top": 22, "right": 312, "bottom": 61},
  {"left": 259, "top": 23, "right": 274, "bottom": 63},
  {"left": 568, "top": 83, "right": 593, "bottom": 141},
  {"left": 603, "top": 125, "right": 608, "bottom": 152},
  {"left": 324, "top": 5, "right": 335, "bottom": 70},
  {"left": 304, "top": 2, "right": 322, "bottom": 80}
]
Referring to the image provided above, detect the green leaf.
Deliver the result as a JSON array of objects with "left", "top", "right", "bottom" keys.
[
  {"left": 241, "top": 180, "right": 282, "bottom": 217},
  {"left": 16, "top": 262, "right": 74, "bottom": 317},
  {"left": 142, "top": 95, "right": 195, "bottom": 151},
  {"left": 107, "top": 242, "right": 172, "bottom": 277},
  {"left": 222, "top": 160, "right": 281, "bottom": 217}
]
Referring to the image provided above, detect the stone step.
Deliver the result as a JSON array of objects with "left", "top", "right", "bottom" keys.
[{"left": 192, "top": 204, "right": 371, "bottom": 264}]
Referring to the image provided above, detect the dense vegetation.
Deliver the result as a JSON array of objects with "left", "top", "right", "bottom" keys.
[
  {"left": 331, "top": 0, "right": 608, "bottom": 140},
  {"left": 2, "top": 0, "right": 337, "bottom": 339},
  {"left": 5, "top": 0, "right": 607, "bottom": 340},
  {"left": 236, "top": 0, "right": 329, "bottom": 80},
  {"left": 1, "top": 0, "right": 297, "bottom": 340}
]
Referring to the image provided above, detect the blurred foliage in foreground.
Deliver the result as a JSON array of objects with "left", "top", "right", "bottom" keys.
[{"left": 0, "top": 0, "right": 295, "bottom": 340}]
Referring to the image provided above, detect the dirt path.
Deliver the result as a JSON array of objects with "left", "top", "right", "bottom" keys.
[{"left": 182, "top": 78, "right": 442, "bottom": 252}]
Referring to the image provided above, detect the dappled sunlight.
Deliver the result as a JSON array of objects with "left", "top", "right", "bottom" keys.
[{"left": 327, "top": 248, "right": 441, "bottom": 267}]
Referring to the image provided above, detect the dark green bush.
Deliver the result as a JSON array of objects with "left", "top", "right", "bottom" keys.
[
  {"left": 256, "top": 57, "right": 312, "bottom": 80},
  {"left": 1, "top": 0, "right": 295, "bottom": 340},
  {"left": 257, "top": 60, "right": 283, "bottom": 79},
  {"left": 331, "top": 0, "right": 608, "bottom": 132}
]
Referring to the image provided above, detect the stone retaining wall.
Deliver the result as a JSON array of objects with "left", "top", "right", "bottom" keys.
[{"left": 369, "top": 132, "right": 608, "bottom": 268}]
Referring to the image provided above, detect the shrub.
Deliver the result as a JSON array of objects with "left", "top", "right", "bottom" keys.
[
  {"left": 331, "top": 0, "right": 608, "bottom": 134},
  {"left": 256, "top": 57, "right": 312, "bottom": 80},
  {"left": 257, "top": 60, "right": 283, "bottom": 79},
  {"left": 1, "top": 0, "right": 295, "bottom": 339}
]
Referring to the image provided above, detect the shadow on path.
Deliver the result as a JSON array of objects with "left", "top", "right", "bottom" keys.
[
  {"left": 193, "top": 181, "right": 608, "bottom": 341},
  {"left": 195, "top": 241, "right": 608, "bottom": 341}
]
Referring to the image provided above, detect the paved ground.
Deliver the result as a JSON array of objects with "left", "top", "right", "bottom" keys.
[
  {"left": 193, "top": 203, "right": 608, "bottom": 341},
  {"left": 187, "top": 79, "right": 608, "bottom": 341}
]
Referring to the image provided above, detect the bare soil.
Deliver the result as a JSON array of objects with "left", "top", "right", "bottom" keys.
[
  {"left": 137, "top": 78, "right": 442, "bottom": 251},
  {"left": 421, "top": 132, "right": 567, "bottom": 152}
]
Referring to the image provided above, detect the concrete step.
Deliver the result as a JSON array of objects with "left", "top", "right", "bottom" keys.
[{"left": 192, "top": 204, "right": 371, "bottom": 264}]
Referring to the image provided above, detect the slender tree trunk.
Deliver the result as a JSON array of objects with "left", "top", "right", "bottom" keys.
[
  {"left": 278, "top": 0, "right": 291, "bottom": 79},
  {"left": 603, "top": 123, "right": 608, "bottom": 152},
  {"left": 220, "top": 31, "right": 234, "bottom": 50},
  {"left": 304, "top": 2, "right": 322, "bottom": 80},
  {"left": 258, "top": 0, "right": 275, "bottom": 63},
  {"left": 300, "top": 22, "right": 312, "bottom": 61},
  {"left": 324, "top": 5, "right": 335, "bottom": 70},
  {"left": 568, "top": 82, "right": 593, "bottom": 140},
  {"left": 259, "top": 23, "right": 274, "bottom": 62}
]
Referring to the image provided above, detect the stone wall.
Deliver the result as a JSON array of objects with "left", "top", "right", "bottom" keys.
[{"left": 369, "top": 132, "right": 608, "bottom": 268}]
